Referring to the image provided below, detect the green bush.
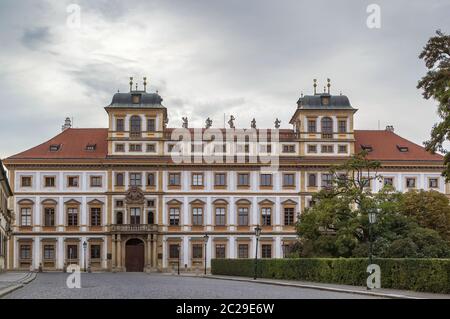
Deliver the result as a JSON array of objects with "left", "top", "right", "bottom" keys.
[{"left": 211, "top": 258, "right": 450, "bottom": 294}]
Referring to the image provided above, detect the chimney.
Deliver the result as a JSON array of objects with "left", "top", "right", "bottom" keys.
[
  {"left": 385, "top": 125, "right": 394, "bottom": 132},
  {"left": 61, "top": 117, "right": 72, "bottom": 131}
]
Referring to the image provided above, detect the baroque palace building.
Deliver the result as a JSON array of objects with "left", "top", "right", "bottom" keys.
[
  {"left": 2, "top": 78, "right": 446, "bottom": 272},
  {"left": 0, "top": 159, "right": 13, "bottom": 271}
]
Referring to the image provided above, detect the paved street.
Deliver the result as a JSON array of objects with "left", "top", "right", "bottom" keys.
[{"left": 3, "top": 273, "right": 379, "bottom": 299}]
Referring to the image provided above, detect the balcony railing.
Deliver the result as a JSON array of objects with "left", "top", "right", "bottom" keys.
[{"left": 110, "top": 224, "right": 158, "bottom": 233}]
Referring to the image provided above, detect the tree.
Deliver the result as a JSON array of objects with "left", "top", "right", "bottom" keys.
[
  {"left": 399, "top": 190, "right": 450, "bottom": 241},
  {"left": 418, "top": 30, "right": 450, "bottom": 180}
]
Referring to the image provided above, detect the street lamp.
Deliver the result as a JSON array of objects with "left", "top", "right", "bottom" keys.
[
  {"left": 367, "top": 208, "right": 379, "bottom": 266},
  {"left": 203, "top": 234, "right": 209, "bottom": 275},
  {"left": 253, "top": 225, "right": 262, "bottom": 280},
  {"left": 82, "top": 241, "right": 87, "bottom": 273}
]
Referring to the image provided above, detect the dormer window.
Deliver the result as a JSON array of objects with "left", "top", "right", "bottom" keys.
[
  {"left": 397, "top": 145, "right": 409, "bottom": 152},
  {"left": 86, "top": 144, "right": 96, "bottom": 151},
  {"left": 361, "top": 144, "right": 373, "bottom": 152},
  {"left": 132, "top": 94, "right": 141, "bottom": 104},
  {"left": 321, "top": 96, "right": 330, "bottom": 106},
  {"left": 49, "top": 144, "right": 61, "bottom": 152}
]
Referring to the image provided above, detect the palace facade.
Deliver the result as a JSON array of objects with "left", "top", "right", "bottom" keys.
[
  {"left": 2, "top": 79, "right": 446, "bottom": 272},
  {"left": 0, "top": 159, "right": 13, "bottom": 271}
]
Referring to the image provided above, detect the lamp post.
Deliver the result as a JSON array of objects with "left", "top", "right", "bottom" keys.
[
  {"left": 367, "top": 208, "right": 378, "bottom": 266},
  {"left": 203, "top": 234, "right": 209, "bottom": 275},
  {"left": 82, "top": 241, "right": 87, "bottom": 273},
  {"left": 253, "top": 225, "right": 262, "bottom": 280}
]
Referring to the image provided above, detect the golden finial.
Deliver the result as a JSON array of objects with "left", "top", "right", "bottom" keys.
[
  {"left": 143, "top": 77, "right": 147, "bottom": 92},
  {"left": 313, "top": 79, "right": 317, "bottom": 95},
  {"left": 129, "top": 77, "right": 133, "bottom": 92},
  {"left": 135, "top": 82, "right": 138, "bottom": 91},
  {"left": 327, "top": 78, "right": 331, "bottom": 94}
]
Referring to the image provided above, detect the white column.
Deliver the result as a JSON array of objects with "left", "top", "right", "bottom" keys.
[
  {"left": 275, "top": 236, "right": 282, "bottom": 258},
  {"left": 183, "top": 236, "right": 189, "bottom": 267},
  {"left": 252, "top": 197, "right": 258, "bottom": 226},
  {"left": 183, "top": 196, "right": 189, "bottom": 230},
  {"left": 162, "top": 237, "right": 168, "bottom": 268},
  {"left": 81, "top": 197, "right": 87, "bottom": 231},
  {"left": 34, "top": 237, "right": 41, "bottom": 270},
  {"left": 229, "top": 236, "right": 235, "bottom": 258},
  {"left": 57, "top": 237, "right": 64, "bottom": 269},
  {"left": 206, "top": 196, "right": 212, "bottom": 231}
]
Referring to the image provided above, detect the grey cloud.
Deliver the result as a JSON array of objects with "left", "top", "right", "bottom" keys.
[{"left": 21, "top": 26, "right": 52, "bottom": 50}]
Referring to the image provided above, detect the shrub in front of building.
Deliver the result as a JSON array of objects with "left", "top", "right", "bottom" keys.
[{"left": 211, "top": 258, "right": 450, "bottom": 294}]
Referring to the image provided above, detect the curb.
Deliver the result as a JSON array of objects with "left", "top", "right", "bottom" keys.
[
  {"left": 0, "top": 272, "right": 37, "bottom": 299},
  {"left": 180, "top": 274, "right": 422, "bottom": 299}
]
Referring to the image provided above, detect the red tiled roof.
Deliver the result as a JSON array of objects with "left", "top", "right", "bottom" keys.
[
  {"left": 354, "top": 130, "right": 443, "bottom": 162},
  {"left": 4, "top": 127, "right": 442, "bottom": 163},
  {"left": 6, "top": 128, "right": 108, "bottom": 160}
]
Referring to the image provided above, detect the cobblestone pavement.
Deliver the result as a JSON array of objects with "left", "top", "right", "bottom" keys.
[{"left": 3, "top": 273, "right": 379, "bottom": 299}]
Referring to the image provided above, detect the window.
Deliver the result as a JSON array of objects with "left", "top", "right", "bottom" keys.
[
  {"left": 307, "top": 145, "right": 317, "bottom": 153},
  {"left": 397, "top": 145, "right": 409, "bottom": 152},
  {"left": 406, "top": 178, "right": 416, "bottom": 188},
  {"left": 67, "top": 208, "right": 78, "bottom": 226},
  {"left": 86, "top": 144, "right": 96, "bottom": 151},
  {"left": 130, "top": 173, "right": 142, "bottom": 187},
  {"left": 284, "top": 207, "right": 295, "bottom": 226},
  {"left": 130, "top": 207, "right": 141, "bottom": 225},
  {"left": 338, "top": 120, "right": 347, "bottom": 133},
  {"left": 116, "top": 212, "right": 123, "bottom": 225},
  {"left": 129, "top": 144, "right": 142, "bottom": 152},
  {"left": 147, "top": 211, "right": 154, "bottom": 224},
  {"left": 321, "top": 117, "right": 333, "bottom": 138},
  {"left": 214, "top": 173, "right": 226, "bottom": 186},
  {"left": 215, "top": 207, "right": 226, "bottom": 226},
  {"left": 147, "top": 118, "right": 156, "bottom": 132},
  {"left": 116, "top": 118, "right": 124, "bottom": 131},
  {"left": 67, "top": 245, "right": 78, "bottom": 260},
  {"left": 146, "top": 143, "right": 156, "bottom": 152},
  {"left": 43, "top": 245, "right": 55, "bottom": 260},
  {"left": 169, "top": 244, "right": 180, "bottom": 259},
  {"left": 90, "top": 245, "right": 101, "bottom": 259},
  {"left": 130, "top": 115, "right": 141, "bottom": 137},
  {"left": 282, "top": 244, "right": 294, "bottom": 258},
  {"left": 192, "top": 244, "right": 203, "bottom": 259},
  {"left": 321, "top": 173, "right": 333, "bottom": 188},
  {"left": 282, "top": 145, "right": 295, "bottom": 153},
  {"left": 261, "top": 207, "right": 271, "bottom": 226},
  {"left": 384, "top": 177, "right": 394, "bottom": 186},
  {"left": 115, "top": 144, "right": 125, "bottom": 152},
  {"left": 215, "top": 244, "right": 226, "bottom": 259},
  {"left": 167, "top": 144, "right": 176, "bottom": 152},
  {"left": 307, "top": 119, "right": 316, "bottom": 133},
  {"left": 44, "top": 207, "right": 55, "bottom": 226},
  {"left": 308, "top": 173, "right": 317, "bottom": 187},
  {"left": 20, "top": 245, "right": 31, "bottom": 259},
  {"left": 49, "top": 144, "right": 60, "bottom": 152},
  {"left": 168, "top": 173, "right": 181, "bottom": 186},
  {"left": 237, "top": 173, "right": 250, "bottom": 187},
  {"left": 192, "top": 173, "right": 204, "bottom": 186},
  {"left": 238, "top": 207, "right": 249, "bottom": 226},
  {"left": 21, "top": 176, "right": 32, "bottom": 187},
  {"left": 44, "top": 176, "right": 55, "bottom": 187},
  {"left": 132, "top": 94, "right": 141, "bottom": 104},
  {"left": 260, "top": 174, "right": 272, "bottom": 187},
  {"left": 169, "top": 208, "right": 180, "bottom": 225},
  {"left": 321, "top": 145, "right": 334, "bottom": 153},
  {"left": 429, "top": 178, "right": 438, "bottom": 188},
  {"left": 192, "top": 207, "right": 203, "bottom": 226},
  {"left": 90, "top": 176, "right": 102, "bottom": 187},
  {"left": 238, "top": 244, "right": 249, "bottom": 258},
  {"left": 90, "top": 207, "right": 102, "bottom": 226},
  {"left": 68, "top": 176, "right": 79, "bottom": 187},
  {"left": 115, "top": 173, "right": 124, "bottom": 186},
  {"left": 147, "top": 173, "right": 155, "bottom": 187},
  {"left": 338, "top": 145, "right": 347, "bottom": 154},
  {"left": 147, "top": 200, "right": 155, "bottom": 207},
  {"left": 283, "top": 174, "right": 295, "bottom": 187},
  {"left": 20, "top": 208, "right": 32, "bottom": 226},
  {"left": 261, "top": 244, "right": 272, "bottom": 258}
]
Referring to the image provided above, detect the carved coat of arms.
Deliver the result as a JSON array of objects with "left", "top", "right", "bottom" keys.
[{"left": 125, "top": 186, "right": 145, "bottom": 204}]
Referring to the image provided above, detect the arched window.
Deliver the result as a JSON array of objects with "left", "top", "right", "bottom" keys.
[
  {"left": 116, "top": 211, "right": 123, "bottom": 225},
  {"left": 130, "top": 116, "right": 142, "bottom": 137},
  {"left": 321, "top": 117, "right": 333, "bottom": 138}
]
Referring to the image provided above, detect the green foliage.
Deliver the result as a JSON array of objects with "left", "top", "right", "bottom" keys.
[
  {"left": 417, "top": 30, "right": 450, "bottom": 180},
  {"left": 211, "top": 258, "right": 450, "bottom": 294}
]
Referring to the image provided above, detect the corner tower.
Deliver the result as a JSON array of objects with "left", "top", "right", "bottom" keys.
[
  {"left": 105, "top": 77, "right": 168, "bottom": 156},
  {"left": 289, "top": 80, "right": 358, "bottom": 157}
]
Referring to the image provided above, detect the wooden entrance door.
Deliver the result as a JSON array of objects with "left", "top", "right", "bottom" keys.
[{"left": 125, "top": 238, "right": 145, "bottom": 272}]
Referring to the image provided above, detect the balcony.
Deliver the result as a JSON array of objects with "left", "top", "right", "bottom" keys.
[{"left": 110, "top": 224, "right": 158, "bottom": 233}]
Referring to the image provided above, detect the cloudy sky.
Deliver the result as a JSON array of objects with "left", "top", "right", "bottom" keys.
[{"left": 0, "top": 0, "right": 449, "bottom": 159}]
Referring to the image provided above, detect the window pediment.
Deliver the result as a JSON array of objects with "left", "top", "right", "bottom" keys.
[
  {"left": 166, "top": 199, "right": 183, "bottom": 206},
  {"left": 18, "top": 199, "right": 34, "bottom": 205},
  {"left": 189, "top": 199, "right": 206, "bottom": 206},
  {"left": 64, "top": 199, "right": 81, "bottom": 206},
  {"left": 281, "top": 199, "right": 297, "bottom": 205},
  {"left": 87, "top": 199, "right": 104, "bottom": 206},
  {"left": 235, "top": 199, "right": 251, "bottom": 205},
  {"left": 258, "top": 199, "right": 275, "bottom": 206},
  {"left": 41, "top": 199, "right": 57, "bottom": 205}
]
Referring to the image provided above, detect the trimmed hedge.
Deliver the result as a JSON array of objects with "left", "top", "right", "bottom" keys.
[{"left": 211, "top": 258, "right": 450, "bottom": 294}]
